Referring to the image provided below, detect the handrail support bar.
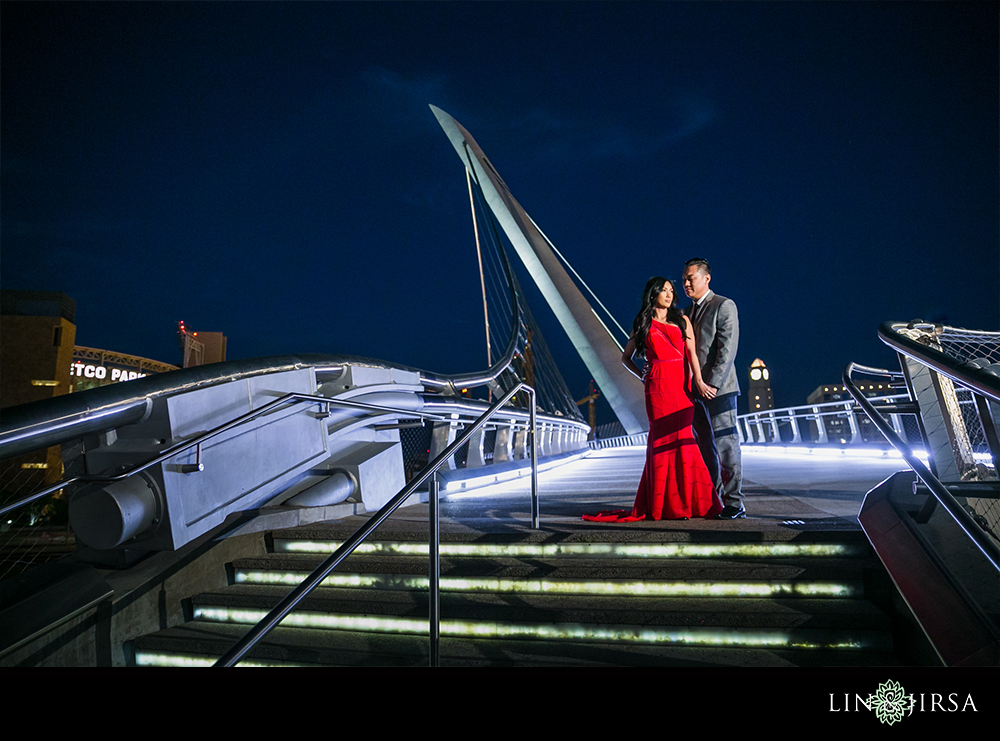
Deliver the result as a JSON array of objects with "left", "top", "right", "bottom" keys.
[{"left": 428, "top": 473, "right": 440, "bottom": 667}]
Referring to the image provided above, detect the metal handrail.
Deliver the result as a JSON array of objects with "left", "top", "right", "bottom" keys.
[
  {"left": 737, "top": 394, "right": 915, "bottom": 422},
  {"left": 214, "top": 381, "right": 539, "bottom": 667},
  {"left": 739, "top": 394, "right": 910, "bottom": 421},
  {"left": 0, "top": 387, "right": 587, "bottom": 520},
  {"left": 843, "top": 361, "right": 1000, "bottom": 572},
  {"left": 0, "top": 355, "right": 420, "bottom": 460},
  {"left": 420, "top": 397, "right": 591, "bottom": 432},
  {"left": 879, "top": 321, "right": 1000, "bottom": 404},
  {"left": 0, "top": 393, "right": 447, "bottom": 519},
  {"left": 736, "top": 390, "right": 917, "bottom": 447}
]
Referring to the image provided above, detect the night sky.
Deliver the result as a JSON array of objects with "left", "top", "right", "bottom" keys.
[{"left": 2, "top": 2, "right": 997, "bottom": 424}]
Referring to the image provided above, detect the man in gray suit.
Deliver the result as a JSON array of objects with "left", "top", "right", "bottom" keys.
[{"left": 682, "top": 258, "right": 745, "bottom": 518}]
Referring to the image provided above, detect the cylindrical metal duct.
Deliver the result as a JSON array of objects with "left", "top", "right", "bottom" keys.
[
  {"left": 69, "top": 475, "right": 160, "bottom": 550},
  {"left": 285, "top": 471, "right": 357, "bottom": 508}
]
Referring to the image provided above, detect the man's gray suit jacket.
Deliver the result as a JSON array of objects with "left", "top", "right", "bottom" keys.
[{"left": 685, "top": 289, "right": 740, "bottom": 397}]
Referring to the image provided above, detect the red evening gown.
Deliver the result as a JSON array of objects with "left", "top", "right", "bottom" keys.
[{"left": 584, "top": 321, "right": 723, "bottom": 521}]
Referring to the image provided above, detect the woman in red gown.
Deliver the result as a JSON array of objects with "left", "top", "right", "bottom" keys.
[{"left": 584, "top": 277, "right": 723, "bottom": 521}]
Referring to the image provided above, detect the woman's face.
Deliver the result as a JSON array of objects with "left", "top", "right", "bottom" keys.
[{"left": 654, "top": 282, "right": 674, "bottom": 309}]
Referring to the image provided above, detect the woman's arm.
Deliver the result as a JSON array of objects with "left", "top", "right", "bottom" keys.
[
  {"left": 621, "top": 335, "right": 644, "bottom": 381},
  {"left": 683, "top": 316, "right": 716, "bottom": 399}
]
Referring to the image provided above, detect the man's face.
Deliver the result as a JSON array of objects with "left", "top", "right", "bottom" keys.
[{"left": 682, "top": 265, "right": 711, "bottom": 300}]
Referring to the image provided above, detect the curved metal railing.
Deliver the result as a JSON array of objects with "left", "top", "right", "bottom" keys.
[
  {"left": 590, "top": 390, "right": 921, "bottom": 451},
  {"left": 0, "top": 392, "right": 450, "bottom": 520},
  {"left": 880, "top": 321, "right": 1000, "bottom": 401},
  {"left": 737, "top": 393, "right": 917, "bottom": 447},
  {"left": 0, "top": 355, "right": 406, "bottom": 461}
]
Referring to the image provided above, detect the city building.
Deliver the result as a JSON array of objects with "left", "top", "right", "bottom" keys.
[
  {"left": 177, "top": 321, "right": 227, "bottom": 367},
  {"left": 0, "top": 291, "right": 78, "bottom": 409},
  {"left": 805, "top": 381, "right": 898, "bottom": 444},
  {"left": 1, "top": 290, "right": 180, "bottom": 493}
]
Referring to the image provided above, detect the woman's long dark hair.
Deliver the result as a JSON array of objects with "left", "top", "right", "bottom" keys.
[{"left": 632, "top": 276, "right": 686, "bottom": 354}]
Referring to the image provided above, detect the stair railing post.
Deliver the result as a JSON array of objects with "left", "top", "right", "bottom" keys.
[
  {"left": 429, "top": 472, "right": 440, "bottom": 667},
  {"left": 529, "top": 388, "right": 539, "bottom": 529}
]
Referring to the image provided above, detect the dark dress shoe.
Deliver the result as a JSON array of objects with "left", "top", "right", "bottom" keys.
[{"left": 715, "top": 505, "right": 747, "bottom": 520}]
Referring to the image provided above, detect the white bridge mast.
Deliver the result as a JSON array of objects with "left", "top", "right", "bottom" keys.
[{"left": 432, "top": 105, "right": 647, "bottom": 434}]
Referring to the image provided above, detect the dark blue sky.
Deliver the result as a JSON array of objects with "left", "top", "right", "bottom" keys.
[{"left": 2, "top": 2, "right": 997, "bottom": 422}]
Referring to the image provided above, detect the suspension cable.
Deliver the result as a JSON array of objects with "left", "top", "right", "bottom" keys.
[
  {"left": 466, "top": 167, "right": 491, "bottom": 369},
  {"left": 526, "top": 212, "right": 630, "bottom": 342}
]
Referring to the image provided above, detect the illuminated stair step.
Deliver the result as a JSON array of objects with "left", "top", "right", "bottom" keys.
[
  {"left": 272, "top": 538, "right": 868, "bottom": 559},
  {"left": 134, "top": 652, "right": 298, "bottom": 668},
  {"left": 231, "top": 550, "right": 874, "bottom": 594},
  {"left": 127, "top": 526, "right": 896, "bottom": 666},
  {"left": 131, "top": 622, "right": 900, "bottom": 667},
  {"left": 189, "top": 604, "right": 891, "bottom": 651},
  {"left": 189, "top": 585, "right": 891, "bottom": 634},
  {"left": 233, "top": 569, "right": 862, "bottom": 598}
]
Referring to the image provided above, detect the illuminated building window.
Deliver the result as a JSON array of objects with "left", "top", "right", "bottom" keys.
[{"left": 30, "top": 380, "right": 59, "bottom": 386}]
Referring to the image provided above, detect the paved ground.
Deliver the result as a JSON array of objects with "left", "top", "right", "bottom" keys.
[{"left": 377, "top": 445, "right": 910, "bottom": 539}]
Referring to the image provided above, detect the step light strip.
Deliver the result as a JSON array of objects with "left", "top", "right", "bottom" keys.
[
  {"left": 234, "top": 570, "right": 859, "bottom": 597},
  {"left": 134, "top": 652, "right": 298, "bottom": 668},
  {"left": 275, "top": 540, "right": 862, "bottom": 558},
  {"left": 742, "top": 444, "right": 930, "bottom": 463},
  {"left": 192, "top": 606, "right": 878, "bottom": 650}
]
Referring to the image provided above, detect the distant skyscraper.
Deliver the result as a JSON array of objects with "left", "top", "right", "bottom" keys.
[{"left": 748, "top": 358, "right": 773, "bottom": 412}]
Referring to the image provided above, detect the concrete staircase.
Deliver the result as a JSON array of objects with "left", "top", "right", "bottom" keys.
[{"left": 130, "top": 525, "right": 902, "bottom": 666}]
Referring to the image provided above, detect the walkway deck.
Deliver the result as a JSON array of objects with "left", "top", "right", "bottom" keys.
[{"left": 348, "top": 446, "right": 909, "bottom": 539}]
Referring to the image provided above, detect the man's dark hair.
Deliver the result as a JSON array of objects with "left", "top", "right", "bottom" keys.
[{"left": 684, "top": 257, "right": 711, "bottom": 275}]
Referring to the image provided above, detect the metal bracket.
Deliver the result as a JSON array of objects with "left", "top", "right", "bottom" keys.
[{"left": 180, "top": 443, "right": 204, "bottom": 474}]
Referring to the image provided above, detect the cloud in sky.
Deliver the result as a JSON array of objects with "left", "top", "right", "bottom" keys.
[
  {"left": 360, "top": 65, "right": 718, "bottom": 163},
  {"left": 489, "top": 95, "right": 719, "bottom": 164}
]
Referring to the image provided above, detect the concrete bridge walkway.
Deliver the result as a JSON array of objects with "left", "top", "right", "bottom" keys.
[{"left": 381, "top": 446, "right": 909, "bottom": 538}]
